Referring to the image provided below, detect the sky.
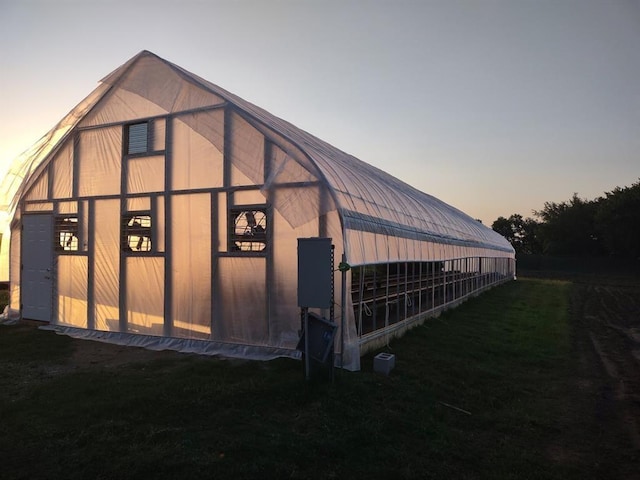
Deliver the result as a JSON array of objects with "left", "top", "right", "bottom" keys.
[{"left": 0, "top": 0, "right": 639, "bottom": 226}]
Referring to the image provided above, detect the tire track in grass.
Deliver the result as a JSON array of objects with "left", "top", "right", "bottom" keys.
[{"left": 582, "top": 283, "right": 640, "bottom": 454}]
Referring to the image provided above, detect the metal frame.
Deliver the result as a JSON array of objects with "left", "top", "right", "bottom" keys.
[{"left": 351, "top": 256, "right": 516, "bottom": 343}]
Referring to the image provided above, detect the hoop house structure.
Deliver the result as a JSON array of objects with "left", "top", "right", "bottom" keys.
[{"left": 1, "top": 51, "right": 515, "bottom": 370}]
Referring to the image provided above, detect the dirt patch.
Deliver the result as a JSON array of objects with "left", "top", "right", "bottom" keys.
[{"left": 570, "top": 280, "right": 640, "bottom": 475}]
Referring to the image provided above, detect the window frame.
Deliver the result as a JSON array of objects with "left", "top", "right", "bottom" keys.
[
  {"left": 121, "top": 211, "right": 154, "bottom": 254},
  {"left": 125, "top": 121, "right": 152, "bottom": 156},
  {"left": 228, "top": 205, "right": 268, "bottom": 254},
  {"left": 54, "top": 215, "right": 80, "bottom": 253}
]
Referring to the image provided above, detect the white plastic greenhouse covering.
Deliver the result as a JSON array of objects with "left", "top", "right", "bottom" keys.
[{"left": 0, "top": 51, "right": 515, "bottom": 370}]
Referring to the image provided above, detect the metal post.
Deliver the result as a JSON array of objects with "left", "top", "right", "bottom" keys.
[
  {"left": 303, "top": 307, "right": 310, "bottom": 380},
  {"left": 340, "top": 253, "right": 347, "bottom": 369}
]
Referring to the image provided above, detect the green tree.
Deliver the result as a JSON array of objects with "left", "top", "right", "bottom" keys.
[
  {"left": 492, "top": 216, "right": 514, "bottom": 243},
  {"left": 534, "top": 193, "right": 603, "bottom": 255},
  {"left": 594, "top": 180, "right": 640, "bottom": 257},
  {"left": 492, "top": 214, "right": 541, "bottom": 254},
  {"left": 519, "top": 216, "right": 542, "bottom": 254}
]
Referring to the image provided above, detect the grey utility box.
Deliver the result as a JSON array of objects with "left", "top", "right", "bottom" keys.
[{"left": 297, "top": 238, "right": 332, "bottom": 308}]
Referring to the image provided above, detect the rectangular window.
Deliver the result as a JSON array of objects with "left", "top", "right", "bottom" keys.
[
  {"left": 127, "top": 122, "right": 149, "bottom": 155},
  {"left": 55, "top": 216, "right": 79, "bottom": 252},
  {"left": 122, "top": 213, "right": 153, "bottom": 252},
  {"left": 229, "top": 207, "right": 267, "bottom": 252}
]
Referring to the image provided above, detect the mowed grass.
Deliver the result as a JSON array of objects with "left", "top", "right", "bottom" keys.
[{"left": 0, "top": 279, "right": 608, "bottom": 479}]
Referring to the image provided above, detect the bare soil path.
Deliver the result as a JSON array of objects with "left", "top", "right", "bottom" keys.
[{"left": 569, "top": 280, "right": 640, "bottom": 478}]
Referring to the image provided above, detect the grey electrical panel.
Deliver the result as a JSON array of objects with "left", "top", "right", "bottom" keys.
[{"left": 297, "top": 237, "right": 332, "bottom": 308}]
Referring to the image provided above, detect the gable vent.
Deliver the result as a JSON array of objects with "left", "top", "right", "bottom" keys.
[{"left": 128, "top": 122, "right": 148, "bottom": 154}]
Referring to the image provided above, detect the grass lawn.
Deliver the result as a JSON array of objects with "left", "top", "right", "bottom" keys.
[{"left": 0, "top": 278, "right": 632, "bottom": 479}]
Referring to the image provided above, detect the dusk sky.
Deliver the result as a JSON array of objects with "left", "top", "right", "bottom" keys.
[{"left": 1, "top": 0, "right": 638, "bottom": 226}]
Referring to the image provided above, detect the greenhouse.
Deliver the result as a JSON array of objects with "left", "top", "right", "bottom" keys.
[{"left": 0, "top": 51, "right": 515, "bottom": 370}]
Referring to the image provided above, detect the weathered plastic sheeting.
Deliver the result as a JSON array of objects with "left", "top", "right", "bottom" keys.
[
  {"left": 227, "top": 112, "right": 265, "bottom": 186},
  {"left": 126, "top": 196, "right": 150, "bottom": 212},
  {"left": 0, "top": 83, "right": 110, "bottom": 216},
  {"left": 0, "top": 225, "right": 9, "bottom": 282},
  {"left": 81, "top": 88, "right": 168, "bottom": 127},
  {"left": 51, "top": 141, "right": 74, "bottom": 200},
  {"left": 8, "top": 224, "right": 20, "bottom": 310},
  {"left": 252, "top": 117, "right": 327, "bottom": 188},
  {"left": 56, "top": 255, "right": 88, "bottom": 328},
  {"left": 0, "top": 309, "right": 19, "bottom": 324},
  {"left": 173, "top": 108, "right": 268, "bottom": 192},
  {"left": 93, "top": 200, "right": 120, "bottom": 332},
  {"left": 23, "top": 203, "right": 53, "bottom": 212},
  {"left": 344, "top": 228, "right": 513, "bottom": 267},
  {"left": 217, "top": 256, "right": 268, "bottom": 344},
  {"left": 168, "top": 70, "right": 341, "bottom": 229},
  {"left": 77, "top": 126, "right": 122, "bottom": 197},
  {"left": 280, "top": 210, "right": 359, "bottom": 369},
  {"left": 156, "top": 196, "right": 166, "bottom": 252},
  {"left": 311, "top": 149, "right": 512, "bottom": 258},
  {"left": 248, "top": 130, "right": 340, "bottom": 230},
  {"left": 263, "top": 143, "right": 330, "bottom": 230},
  {"left": 80, "top": 54, "right": 225, "bottom": 129},
  {"left": 100, "top": 53, "right": 224, "bottom": 120},
  {"left": 43, "top": 325, "right": 302, "bottom": 362},
  {"left": 24, "top": 173, "right": 48, "bottom": 201},
  {"left": 126, "top": 256, "right": 165, "bottom": 336},
  {"left": 270, "top": 208, "right": 310, "bottom": 346},
  {"left": 342, "top": 214, "right": 514, "bottom": 266},
  {"left": 174, "top": 102, "right": 335, "bottom": 238},
  {"left": 234, "top": 189, "right": 266, "bottom": 204},
  {"left": 153, "top": 118, "right": 167, "bottom": 151},
  {"left": 127, "top": 155, "right": 165, "bottom": 194},
  {"left": 171, "top": 194, "right": 211, "bottom": 340},
  {"left": 270, "top": 201, "right": 357, "bottom": 343},
  {"left": 172, "top": 112, "right": 224, "bottom": 190},
  {"left": 167, "top": 52, "right": 513, "bottom": 260},
  {"left": 330, "top": 241, "right": 360, "bottom": 370}
]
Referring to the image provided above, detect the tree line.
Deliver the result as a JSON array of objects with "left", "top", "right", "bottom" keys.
[{"left": 491, "top": 179, "right": 640, "bottom": 258}]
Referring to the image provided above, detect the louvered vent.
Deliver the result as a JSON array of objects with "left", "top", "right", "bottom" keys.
[{"left": 128, "top": 122, "right": 148, "bottom": 154}]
